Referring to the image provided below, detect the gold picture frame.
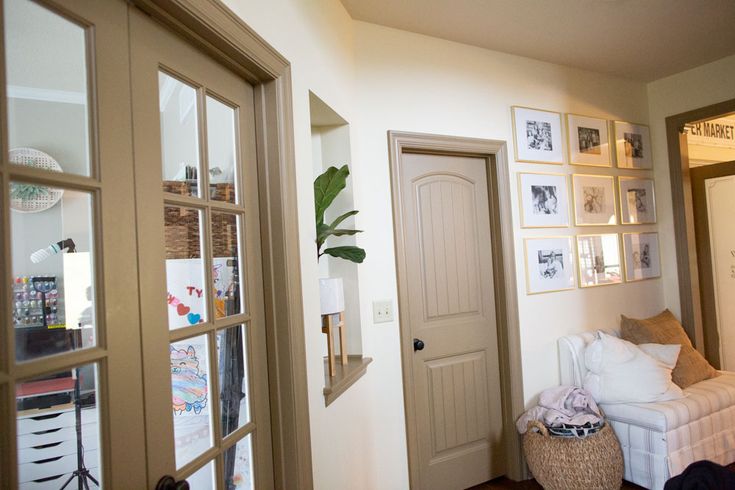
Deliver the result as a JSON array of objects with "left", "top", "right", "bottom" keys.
[
  {"left": 571, "top": 174, "right": 617, "bottom": 226},
  {"left": 517, "top": 171, "right": 570, "bottom": 228},
  {"left": 618, "top": 176, "right": 656, "bottom": 224},
  {"left": 566, "top": 113, "right": 611, "bottom": 167},
  {"left": 622, "top": 232, "right": 661, "bottom": 282},
  {"left": 523, "top": 236, "right": 576, "bottom": 295},
  {"left": 512, "top": 106, "right": 565, "bottom": 165},
  {"left": 613, "top": 120, "right": 653, "bottom": 169},
  {"left": 576, "top": 233, "right": 623, "bottom": 288}
]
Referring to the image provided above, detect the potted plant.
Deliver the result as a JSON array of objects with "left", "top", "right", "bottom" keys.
[{"left": 314, "top": 164, "right": 365, "bottom": 315}]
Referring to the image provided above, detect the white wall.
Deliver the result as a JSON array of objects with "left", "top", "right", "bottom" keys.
[
  {"left": 220, "top": 1, "right": 382, "bottom": 489},
  {"left": 647, "top": 54, "right": 735, "bottom": 322},
  {"left": 352, "top": 22, "right": 665, "bottom": 408},
  {"left": 221, "top": 3, "right": 735, "bottom": 489}
]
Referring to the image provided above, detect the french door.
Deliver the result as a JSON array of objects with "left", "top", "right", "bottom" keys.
[
  {"left": 129, "top": 7, "right": 273, "bottom": 489},
  {"left": 0, "top": 0, "right": 274, "bottom": 488}
]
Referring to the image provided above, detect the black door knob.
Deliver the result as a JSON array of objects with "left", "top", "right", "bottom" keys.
[
  {"left": 156, "top": 475, "right": 190, "bottom": 490},
  {"left": 413, "top": 338, "right": 425, "bottom": 351}
]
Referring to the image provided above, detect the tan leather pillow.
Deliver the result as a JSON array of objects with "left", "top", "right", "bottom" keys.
[{"left": 620, "top": 309, "right": 717, "bottom": 389}]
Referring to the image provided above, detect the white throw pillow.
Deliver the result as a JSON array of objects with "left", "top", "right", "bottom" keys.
[{"left": 583, "top": 332, "right": 684, "bottom": 404}]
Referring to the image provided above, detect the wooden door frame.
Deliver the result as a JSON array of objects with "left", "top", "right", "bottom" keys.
[
  {"left": 388, "top": 131, "right": 525, "bottom": 484},
  {"left": 131, "top": 1, "right": 312, "bottom": 488},
  {"left": 666, "top": 97, "right": 735, "bottom": 360},
  {"left": 690, "top": 161, "right": 735, "bottom": 368}
]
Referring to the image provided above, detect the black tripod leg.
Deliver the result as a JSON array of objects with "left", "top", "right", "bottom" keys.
[
  {"left": 59, "top": 473, "right": 76, "bottom": 490},
  {"left": 86, "top": 470, "right": 99, "bottom": 486}
]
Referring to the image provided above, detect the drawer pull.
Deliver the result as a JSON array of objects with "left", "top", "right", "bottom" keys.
[
  {"left": 32, "top": 456, "right": 63, "bottom": 465},
  {"left": 33, "top": 428, "right": 62, "bottom": 435},
  {"left": 30, "top": 413, "right": 63, "bottom": 421},
  {"left": 33, "top": 473, "right": 64, "bottom": 483},
  {"left": 31, "top": 441, "right": 62, "bottom": 450}
]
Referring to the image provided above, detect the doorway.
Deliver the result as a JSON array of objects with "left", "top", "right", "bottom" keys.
[
  {"left": 388, "top": 131, "right": 525, "bottom": 488},
  {"left": 666, "top": 101, "right": 735, "bottom": 366},
  {"left": 0, "top": 0, "right": 311, "bottom": 488},
  {"left": 691, "top": 160, "right": 735, "bottom": 370}
]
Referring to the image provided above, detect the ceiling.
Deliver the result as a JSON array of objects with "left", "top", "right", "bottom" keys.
[{"left": 340, "top": 0, "right": 735, "bottom": 82}]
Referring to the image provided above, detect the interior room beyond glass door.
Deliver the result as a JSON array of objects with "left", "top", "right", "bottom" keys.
[{"left": 1, "top": 0, "right": 147, "bottom": 487}]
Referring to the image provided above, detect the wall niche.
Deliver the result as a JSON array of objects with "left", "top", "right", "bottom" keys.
[{"left": 309, "top": 92, "right": 371, "bottom": 406}]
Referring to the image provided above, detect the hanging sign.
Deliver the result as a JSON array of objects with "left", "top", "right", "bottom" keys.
[{"left": 685, "top": 117, "right": 735, "bottom": 149}]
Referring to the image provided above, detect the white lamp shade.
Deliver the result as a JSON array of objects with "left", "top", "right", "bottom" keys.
[{"left": 319, "top": 277, "right": 344, "bottom": 315}]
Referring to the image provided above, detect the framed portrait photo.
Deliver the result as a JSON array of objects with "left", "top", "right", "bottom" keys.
[
  {"left": 572, "top": 174, "right": 617, "bottom": 226},
  {"left": 512, "top": 106, "right": 564, "bottom": 164},
  {"left": 518, "top": 172, "right": 570, "bottom": 228},
  {"left": 622, "top": 232, "right": 661, "bottom": 282},
  {"left": 619, "top": 177, "right": 656, "bottom": 224},
  {"left": 524, "top": 236, "right": 576, "bottom": 294},
  {"left": 614, "top": 121, "right": 652, "bottom": 169},
  {"left": 576, "top": 234, "right": 622, "bottom": 287},
  {"left": 566, "top": 114, "right": 611, "bottom": 167}
]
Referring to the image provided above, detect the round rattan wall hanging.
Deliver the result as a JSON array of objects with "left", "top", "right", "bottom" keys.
[{"left": 9, "top": 147, "right": 64, "bottom": 213}]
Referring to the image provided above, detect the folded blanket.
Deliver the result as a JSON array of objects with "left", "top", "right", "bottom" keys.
[{"left": 516, "top": 385, "right": 603, "bottom": 434}]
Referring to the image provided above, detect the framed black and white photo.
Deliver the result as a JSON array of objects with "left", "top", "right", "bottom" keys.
[
  {"left": 518, "top": 172, "right": 570, "bottom": 228},
  {"left": 566, "top": 114, "right": 611, "bottom": 167},
  {"left": 619, "top": 177, "right": 656, "bottom": 224},
  {"left": 572, "top": 174, "right": 617, "bottom": 226},
  {"left": 623, "top": 232, "right": 661, "bottom": 282},
  {"left": 524, "top": 236, "right": 576, "bottom": 294},
  {"left": 614, "top": 121, "right": 652, "bottom": 169},
  {"left": 512, "top": 106, "right": 564, "bottom": 164},
  {"left": 576, "top": 234, "right": 622, "bottom": 287}
]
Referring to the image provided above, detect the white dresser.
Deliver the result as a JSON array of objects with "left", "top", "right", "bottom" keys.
[{"left": 17, "top": 405, "right": 100, "bottom": 489}]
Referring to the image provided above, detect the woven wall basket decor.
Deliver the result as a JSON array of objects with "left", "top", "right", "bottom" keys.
[{"left": 9, "top": 147, "right": 64, "bottom": 213}]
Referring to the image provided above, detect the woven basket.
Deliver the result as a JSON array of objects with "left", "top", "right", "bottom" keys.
[
  {"left": 9, "top": 148, "right": 64, "bottom": 213},
  {"left": 523, "top": 420, "right": 623, "bottom": 490}
]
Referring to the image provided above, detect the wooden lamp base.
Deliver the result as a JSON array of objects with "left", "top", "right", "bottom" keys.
[{"left": 321, "top": 312, "right": 347, "bottom": 377}]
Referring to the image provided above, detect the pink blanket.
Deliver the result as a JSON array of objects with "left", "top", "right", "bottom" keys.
[{"left": 516, "top": 385, "right": 602, "bottom": 434}]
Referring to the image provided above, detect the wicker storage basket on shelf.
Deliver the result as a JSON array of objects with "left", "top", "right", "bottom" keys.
[{"left": 523, "top": 420, "right": 623, "bottom": 490}]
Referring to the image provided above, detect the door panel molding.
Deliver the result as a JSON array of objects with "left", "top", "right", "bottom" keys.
[
  {"left": 388, "top": 131, "right": 525, "bottom": 484},
  {"left": 130, "top": 2, "right": 312, "bottom": 488},
  {"left": 690, "top": 160, "right": 735, "bottom": 369}
]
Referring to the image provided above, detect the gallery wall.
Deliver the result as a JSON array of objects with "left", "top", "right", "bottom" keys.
[{"left": 223, "top": 1, "right": 733, "bottom": 488}]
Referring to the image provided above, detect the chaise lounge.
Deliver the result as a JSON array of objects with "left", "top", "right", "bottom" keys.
[{"left": 559, "top": 329, "right": 735, "bottom": 490}]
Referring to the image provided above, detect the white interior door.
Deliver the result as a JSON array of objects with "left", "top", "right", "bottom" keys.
[{"left": 705, "top": 174, "right": 735, "bottom": 370}]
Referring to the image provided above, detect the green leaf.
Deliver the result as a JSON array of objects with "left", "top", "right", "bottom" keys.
[
  {"left": 322, "top": 246, "right": 366, "bottom": 264},
  {"left": 329, "top": 210, "right": 358, "bottom": 229},
  {"left": 314, "top": 165, "right": 349, "bottom": 225},
  {"left": 316, "top": 226, "right": 362, "bottom": 253}
]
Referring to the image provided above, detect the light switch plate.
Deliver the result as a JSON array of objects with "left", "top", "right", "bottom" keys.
[{"left": 373, "top": 300, "right": 394, "bottom": 323}]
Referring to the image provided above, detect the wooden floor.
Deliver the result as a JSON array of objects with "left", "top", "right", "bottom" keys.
[{"left": 469, "top": 476, "right": 646, "bottom": 489}]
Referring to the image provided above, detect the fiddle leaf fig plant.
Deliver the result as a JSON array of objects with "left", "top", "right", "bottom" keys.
[{"left": 314, "top": 165, "right": 366, "bottom": 263}]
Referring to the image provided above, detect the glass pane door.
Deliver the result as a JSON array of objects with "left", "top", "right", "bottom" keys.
[
  {"left": 130, "top": 8, "right": 273, "bottom": 489},
  {"left": 1, "top": 0, "right": 147, "bottom": 487}
]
